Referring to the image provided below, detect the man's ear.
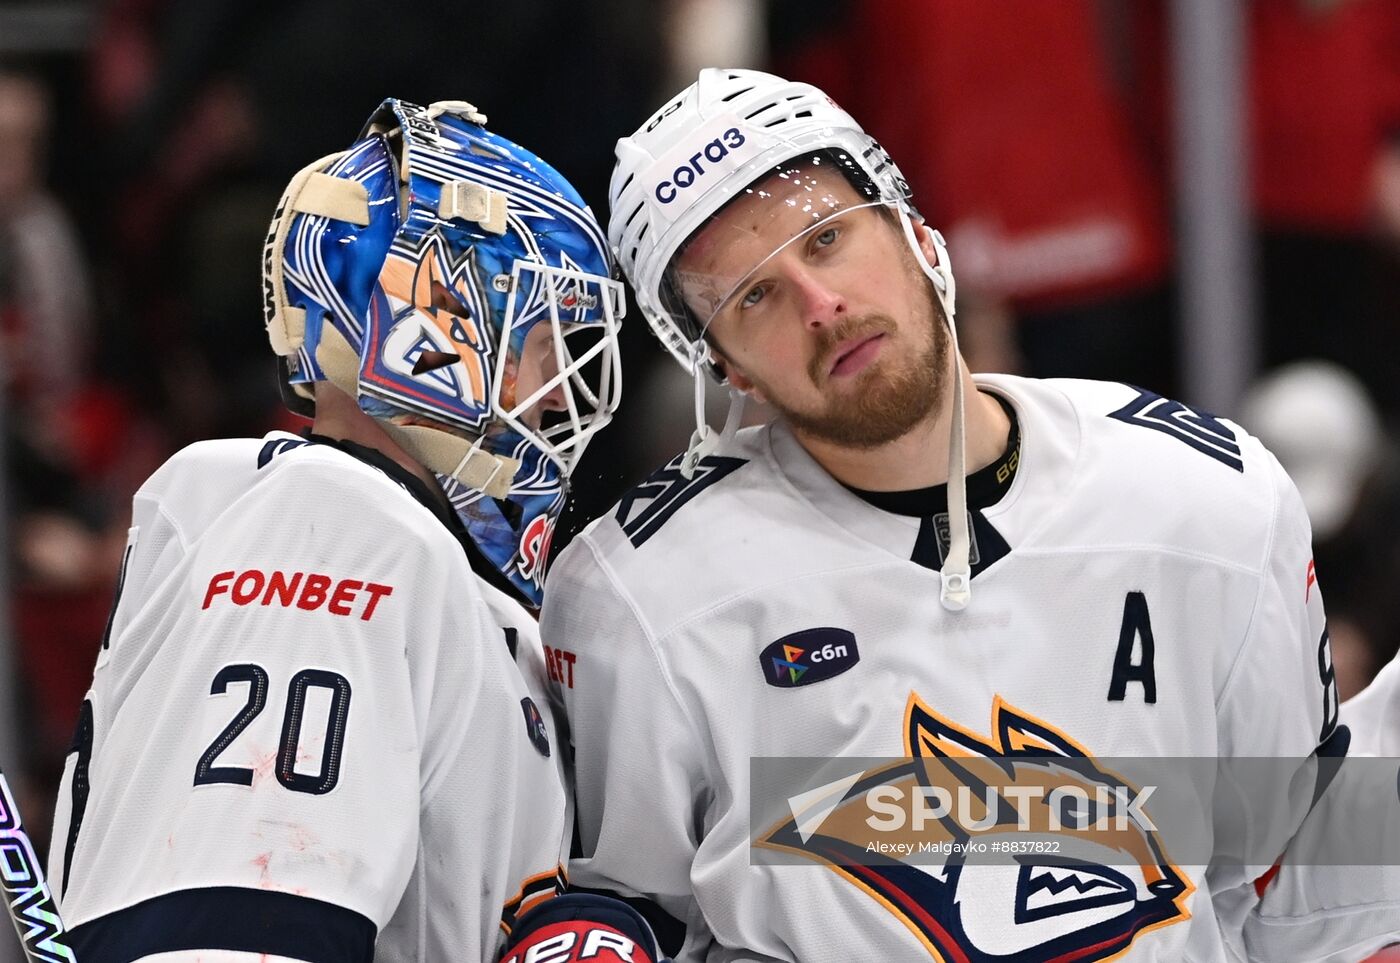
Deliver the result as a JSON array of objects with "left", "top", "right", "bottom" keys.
[
  {"left": 712, "top": 349, "right": 766, "bottom": 403},
  {"left": 911, "top": 217, "right": 942, "bottom": 269}
]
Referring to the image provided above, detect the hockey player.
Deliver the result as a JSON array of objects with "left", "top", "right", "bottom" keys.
[
  {"left": 542, "top": 69, "right": 1400, "bottom": 961},
  {"left": 47, "top": 98, "right": 654, "bottom": 961}
]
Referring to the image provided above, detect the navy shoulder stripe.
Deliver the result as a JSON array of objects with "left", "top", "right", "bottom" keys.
[
  {"left": 67, "top": 886, "right": 375, "bottom": 962},
  {"left": 616, "top": 454, "right": 748, "bottom": 548},
  {"left": 1107, "top": 385, "right": 1244, "bottom": 472}
]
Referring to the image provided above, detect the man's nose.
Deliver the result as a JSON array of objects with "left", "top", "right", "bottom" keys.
[
  {"left": 791, "top": 267, "right": 847, "bottom": 330},
  {"left": 534, "top": 345, "right": 568, "bottom": 412},
  {"left": 536, "top": 381, "right": 568, "bottom": 413}
]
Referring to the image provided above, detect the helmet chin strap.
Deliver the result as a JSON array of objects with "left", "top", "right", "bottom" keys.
[
  {"left": 311, "top": 322, "right": 521, "bottom": 499},
  {"left": 680, "top": 353, "right": 715, "bottom": 478},
  {"left": 896, "top": 212, "right": 971, "bottom": 611},
  {"left": 680, "top": 343, "right": 746, "bottom": 479},
  {"left": 940, "top": 346, "right": 972, "bottom": 611}
]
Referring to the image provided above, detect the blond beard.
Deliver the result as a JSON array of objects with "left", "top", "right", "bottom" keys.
[{"left": 762, "top": 281, "right": 950, "bottom": 450}]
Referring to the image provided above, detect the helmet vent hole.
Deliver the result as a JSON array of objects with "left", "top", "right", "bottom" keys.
[
  {"left": 430, "top": 281, "right": 471, "bottom": 317},
  {"left": 793, "top": 110, "right": 813, "bottom": 119},
  {"left": 721, "top": 86, "right": 756, "bottom": 103},
  {"left": 625, "top": 202, "right": 645, "bottom": 227},
  {"left": 619, "top": 173, "right": 636, "bottom": 193},
  {"left": 412, "top": 350, "right": 459, "bottom": 375},
  {"left": 636, "top": 222, "right": 650, "bottom": 241},
  {"left": 743, "top": 103, "right": 776, "bottom": 120}
]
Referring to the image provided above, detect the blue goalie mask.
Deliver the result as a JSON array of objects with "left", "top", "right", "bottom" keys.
[{"left": 262, "top": 98, "right": 624, "bottom": 606}]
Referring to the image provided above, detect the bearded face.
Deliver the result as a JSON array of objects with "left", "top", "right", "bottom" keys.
[{"left": 676, "top": 163, "right": 953, "bottom": 450}]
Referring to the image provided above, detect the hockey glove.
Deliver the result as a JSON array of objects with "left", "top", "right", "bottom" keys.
[{"left": 500, "top": 892, "right": 669, "bottom": 963}]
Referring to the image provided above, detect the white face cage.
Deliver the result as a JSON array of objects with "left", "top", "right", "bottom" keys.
[{"left": 492, "top": 259, "right": 625, "bottom": 478}]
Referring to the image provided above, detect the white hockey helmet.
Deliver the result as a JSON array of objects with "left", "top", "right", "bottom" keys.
[
  {"left": 608, "top": 67, "right": 956, "bottom": 378},
  {"left": 608, "top": 69, "right": 973, "bottom": 610}
]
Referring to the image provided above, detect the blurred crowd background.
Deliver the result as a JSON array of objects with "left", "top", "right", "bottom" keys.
[{"left": 1, "top": 0, "right": 1398, "bottom": 946}]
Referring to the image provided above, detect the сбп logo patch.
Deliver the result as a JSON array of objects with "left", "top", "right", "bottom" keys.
[{"left": 759, "top": 628, "right": 860, "bottom": 689}]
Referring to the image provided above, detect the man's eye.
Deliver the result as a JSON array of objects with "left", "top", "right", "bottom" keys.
[{"left": 740, "top": 285, "right": 766, "bottom": 309}]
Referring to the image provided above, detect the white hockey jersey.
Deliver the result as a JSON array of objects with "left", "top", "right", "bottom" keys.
[
  {"left": 543, "top": 376, "right": 1400, "bottom": 963},
  {"left": 50, "top": 432, "right": 568, "bottom": 962},
  {"left": 1343, "top": 656, "right": 1400, "bottom": 757}
]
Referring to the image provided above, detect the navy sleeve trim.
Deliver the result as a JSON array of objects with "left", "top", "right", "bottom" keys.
[
  {"left": 61, "top": 699, "right": 94, "bottom": 899},
  {"left": 67, "top": 886, "right": 375, "bottom": 962},
  {"left": 1312, "top": 723, "right": 1352, "bottom": 809}
]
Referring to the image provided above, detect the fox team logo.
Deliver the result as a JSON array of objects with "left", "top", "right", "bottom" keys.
[
  {"left": 367, "top": 228, "right": 495, "bottom": 429},
  {"left": 758, "top": 695, "right": 1191, "bottom": 961}
]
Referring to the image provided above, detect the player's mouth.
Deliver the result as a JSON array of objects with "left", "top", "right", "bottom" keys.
[{"left": 829, "top": 333, "right": 886, "bottom": 378}]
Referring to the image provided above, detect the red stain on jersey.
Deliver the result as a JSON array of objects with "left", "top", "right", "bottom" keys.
[
  {"left": 1305, "top": 559, "right": 1316, "bottom": 603},
  {"left": 251, "top": 851, "right": 273, "bottom": 886},
  {"left": 289, "top": 824, "right": 318, "bottom": 853},
  {"left": 203, "top": 569, "right": 393, "bottom": 621},
  {"left": 544, "top": 645, "right": 576, "bottom": 688},
  {"left": 250, "top": 748, "right": 278, "bottom": 787}
]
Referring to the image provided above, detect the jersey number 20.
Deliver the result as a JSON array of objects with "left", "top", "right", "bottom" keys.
[{"left": 193, "top": 663, "right": 352, "bottom": 795}]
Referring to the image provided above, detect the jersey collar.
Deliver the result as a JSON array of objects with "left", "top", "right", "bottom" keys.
[
  {"left": 761, "top": 375, "right": 1079, "bottom": 574},
  {"left": 844, "top": 394, "right": 1021, "bottom": 517},
  {"left": 303, "top": 432, "right": 527, "bottom": 605}
]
